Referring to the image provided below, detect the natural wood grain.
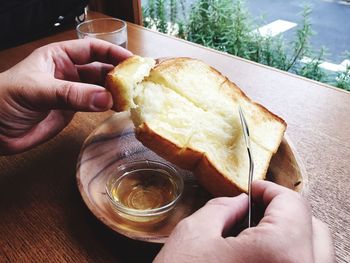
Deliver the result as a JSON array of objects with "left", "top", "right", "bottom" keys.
[
  {"left": 76, "top": 112, "right": 304, "bottom": 243},
  {"left": 0, "top": 10, "right": 349, "bottom": 263}
]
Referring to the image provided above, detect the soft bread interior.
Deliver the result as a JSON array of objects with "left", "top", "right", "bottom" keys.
[
  {"left": 147, "top": 59, "right": 285, "bottom": 153},
  {"left": 106, "top": 56, "right": 286, "bottom": 194}
]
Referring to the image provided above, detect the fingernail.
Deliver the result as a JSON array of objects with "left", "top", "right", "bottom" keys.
[{"left": 91, "top": 91, "right": 112, "bottom": 110}]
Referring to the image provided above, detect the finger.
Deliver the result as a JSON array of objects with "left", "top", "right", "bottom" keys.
[
  {"left": 0, "top": 110, "right": 74, "bottom": 155},
  {"left": 312, "top": 217, "right": 335, "bottom": 263},
  {"left": 23, "top": 74, "right": 113, "bottom": 112},
  {"left": 252, "top": 180, "right": 313, "bottom": 237},
  {"left": 76, "top": 62, "right": 114, "bottom": 85},
  {"left": 252, "top": 180, "right": 299, "bottom": 207},
  {"left": 184, "top": 194, "right": 248, "bottom": 236},
  {"left": 50, "top": 39, "right": 133, "bottom": 66}
]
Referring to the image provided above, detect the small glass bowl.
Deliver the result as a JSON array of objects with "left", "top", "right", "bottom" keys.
[{"left": 106, "top": 160, "right": 184, "bottom": 223}]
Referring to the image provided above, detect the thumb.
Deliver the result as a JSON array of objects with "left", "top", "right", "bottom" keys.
[
  {"left": 186, "top": 194, "right": 248, "bottom": 237},
  {"left": 30, "top": 77, "right": 113, "bottom": 112}
]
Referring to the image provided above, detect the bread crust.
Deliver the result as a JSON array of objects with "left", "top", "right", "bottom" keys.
[
  {"left": 135, "top": 123, "right": 203, "bottom": 171},
  {"left": 105, "top": 57, "right": 137, "bottom": 112},
  {"left": 222, "top": 77, "right": 287, "bottom": 133},
  {"left": 194, "top": 155, "right": 245, "bottom": 196},
  {"left": 105, "top": 74, "right": 129, "bottom": 112},
  {"left": 135, "top": 123, "right": 245, "bottom": 196},
  {"left": 221, "top": 77, "right": 286, "bottom": 153}
]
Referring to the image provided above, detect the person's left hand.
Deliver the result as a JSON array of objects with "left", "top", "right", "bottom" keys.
[{"left": 0, "top": 39, "right": 132, "bottom": 155}]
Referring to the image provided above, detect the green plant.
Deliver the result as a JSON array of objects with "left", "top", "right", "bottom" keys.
[
  {"left": 335, "top": 66, "right": 350, "bottom": 91},
  {"left": 143, "top": 0, "right": 187, "bottom": 36},
  {"left": 142, "top": 0, "right": 153, "bottom": 28},
  {"left": 142, "top": 0, "right": 168, "bottom": 33},
  {"left": 187, "top": 0, "right": 236, "bottom": 52},
  {"left": 170, "top": 0, "right": 177, "bottom": 24},
  {"left": 297, "top": 47, "right": 327, "bottom": 82},
  {"left": 335, "top": 52, "right": 350, "bottom": 91},
  {"left": 286, "top": 6, "right": 313, "bottom": 71},
  {"left": 156, "top": 0, "right": 167, "bottom": 33},
  {"left": 227, "top": 0, "right": 254, "bottom": 58},
  {"left": 177, "top": 21, "right": 186, "bottom": 39},
  {"left": 256, "top": 34, "right": 289, "bottom": 70},
  {"left": 142, "top": 0, "right": 349, "bottom": 92},
  {"left": 148, "top": 0, "right": 156, "bottom": 19}
]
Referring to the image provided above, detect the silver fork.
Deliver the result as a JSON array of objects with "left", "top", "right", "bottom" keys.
[{"left": 238, "top": 106, "right": 254, "bottom": 228}]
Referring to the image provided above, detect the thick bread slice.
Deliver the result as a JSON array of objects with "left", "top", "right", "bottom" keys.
[{"left": 105, "top": 55, "right": 287, "bottom": 196}]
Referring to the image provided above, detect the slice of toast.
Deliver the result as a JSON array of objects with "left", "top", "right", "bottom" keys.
[{"left": 105, "top": 55, "right": 286, "bottom": 196}]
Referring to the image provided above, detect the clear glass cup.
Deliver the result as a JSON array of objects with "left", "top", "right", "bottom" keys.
[{"left": 76, "top": 18, "right": 128, "bottom": 48}]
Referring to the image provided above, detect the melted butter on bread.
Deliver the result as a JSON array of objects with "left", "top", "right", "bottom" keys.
[{"left": 106, "top": 56, "right": 286, "bottom": 196}]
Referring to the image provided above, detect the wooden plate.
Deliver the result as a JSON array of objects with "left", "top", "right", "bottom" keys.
[{"left": 76, "top": 112, "right": 306, "bottom": 243}]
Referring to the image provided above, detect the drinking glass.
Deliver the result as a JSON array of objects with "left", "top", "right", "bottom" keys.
[{"left": 76, "top": 18, "right": 127, "bottom": 48}]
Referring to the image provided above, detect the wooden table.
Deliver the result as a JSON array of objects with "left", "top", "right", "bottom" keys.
[{"left": 1, "top": 11, "right": 349, "bottom": 263}]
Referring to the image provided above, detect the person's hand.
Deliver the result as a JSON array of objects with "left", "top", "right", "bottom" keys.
[
  {"left": 0, "top": 39, "right": 132, "bottom": 155},
  {"left": 154, "top": 180, "right": 334, "bottom": 263}
]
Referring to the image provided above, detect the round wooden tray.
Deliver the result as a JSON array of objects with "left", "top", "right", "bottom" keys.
[{"left": 76, "top": 112, "right": 306, "bottom": 243}]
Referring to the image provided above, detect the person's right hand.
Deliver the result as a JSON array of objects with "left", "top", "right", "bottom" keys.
[{"left": 154, "top": 180, "right": 335, "bottom": 263}]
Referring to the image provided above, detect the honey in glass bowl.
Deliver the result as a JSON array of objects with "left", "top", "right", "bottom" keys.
[{"left": 106, "top": 160, "right": 183, "bottom": 223}]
